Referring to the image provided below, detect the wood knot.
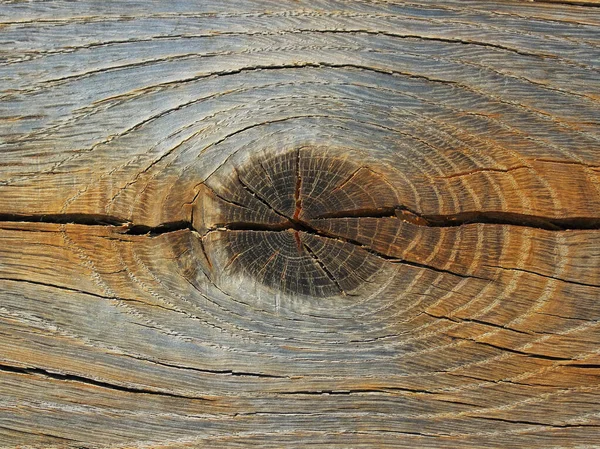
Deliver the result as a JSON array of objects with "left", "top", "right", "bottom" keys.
[{"left": 194, "top": 147, "right": 402, "bottom": 298}]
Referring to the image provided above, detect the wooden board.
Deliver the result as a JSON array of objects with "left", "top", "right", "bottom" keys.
[{"left": 1, "top": 1, "right": 599, "bottom": 447}]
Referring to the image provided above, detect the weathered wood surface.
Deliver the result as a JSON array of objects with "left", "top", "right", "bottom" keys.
[{"left": 1, "top": 1, "right": 600, "bottom": 447}]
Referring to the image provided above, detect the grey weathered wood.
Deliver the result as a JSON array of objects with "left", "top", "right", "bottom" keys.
[{"left": 0, "top": 1, "right": 599, "bottom": 448}]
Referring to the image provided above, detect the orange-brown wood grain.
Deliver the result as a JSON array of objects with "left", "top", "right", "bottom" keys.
[{"left": 0, "top": 1, "right": 599, "bottom": 447}]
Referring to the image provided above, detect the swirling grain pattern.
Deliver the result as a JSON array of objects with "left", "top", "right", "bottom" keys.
[{"left": 0, "top": 1, "right": 599, "bottom": 448}]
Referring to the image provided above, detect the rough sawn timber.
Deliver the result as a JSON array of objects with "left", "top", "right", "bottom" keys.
[{"left": 0, "top": 1, "right": 599, "bottom": 448}]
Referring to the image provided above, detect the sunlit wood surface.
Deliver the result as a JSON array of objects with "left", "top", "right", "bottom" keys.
[{"left": 1, "top": 1, "right": 599, "bottom": 447}]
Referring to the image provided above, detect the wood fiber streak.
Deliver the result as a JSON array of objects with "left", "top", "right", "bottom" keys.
[{"left": 0, "top": 1, "right": 599, "bottom": 448}]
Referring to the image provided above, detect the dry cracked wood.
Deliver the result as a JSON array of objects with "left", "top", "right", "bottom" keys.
[{"left": 1, "top": 1, "right": 599, "bottom": 448}]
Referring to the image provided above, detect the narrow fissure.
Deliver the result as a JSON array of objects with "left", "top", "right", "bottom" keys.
[
  {"left": 423, "top": 210, "right": 600, "bottom": 231},
  {"left": 309, "top": 226, "right": 492, "bottom": 281},
  {"left": 314, "top": 207, "right": 600, "bottom": 231},
  {"left": 313, "top": 207, "right": 398, "bottom": 220},
  {"left": 203, "top": 219, "right": 487, "bottom": 280},
  {"left": 293, "top": 148, "right": 303, "bottom": 221},
  {"left": 209, "top": 188, "right": 254, "bottom": 211},
  {"left": 3, "top": 208, "right": 600, "bottom": 233},
  {"left": 302, "top": 242, "right": 346, "bottom": 295},
  {"left": 234, "top": 170, "right": 291, "bottom": 221},
  {"left": 0, "top": 210, "right": 593, "bottom": 282},
  {"left": 125, "top": 221, "right": 193, "bottom": 235},
  {"left": 0, "top": 213, "right": 125, "bottom": 226},
  {"left": 331, "top": 167, "right": 362, "bottom": 194},
  {"left": 0, "top": 363, "right": 212, "bottom": 400}
]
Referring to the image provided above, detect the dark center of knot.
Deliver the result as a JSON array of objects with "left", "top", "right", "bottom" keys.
[{"left": 193, "top": 147, "right": 405, "bottom": 298}]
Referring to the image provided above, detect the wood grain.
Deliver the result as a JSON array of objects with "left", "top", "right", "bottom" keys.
[{"left": 1, "top": 1, "right": 599, "bottom": 447}]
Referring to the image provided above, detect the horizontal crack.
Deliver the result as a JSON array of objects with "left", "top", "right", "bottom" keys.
[
  {"left": 4, "top": 211, "right": 577, "bottom": 282},
  {"left": 2, "top": 208, "right": 600, "bottom": 233},
  {"left": 422, "top": 311, "right": 532, "bottom": 335},
  {"left": 313, "top": 206, "right": 397, "bottom": 220},
  {"left": 124, "top": 354, "right": 287, "bottom": 378},
  {"left": 314, "top": 207, "right": 600, "bottom": 231},
  {"left": 457, "top": 338, "right": 574, "bottom": 362},
  {"left": 423, "top": 210, "right": 600, "bottom": 231},
  {"left": 206, "top": 220, "right": 490, "bottom": 281},
  {"left": 563, "top": 364, "right": 600, "bottom": 369},
  {"left": 484, "top": 265, "right": 600, "bottom": 289},
  {"left": 124, "top": 220, "right": 193, "bottom": 236},
  {"left": 473, "top": 416, "right": 600, "bottom": 428},
  {"left": 278, "top": 386, "right": 438, "bottom": 395},
  {"left": 531, "top": 0, "right": 600, "bottom": 6},
  {"left": 0, "top": 213, "right": 124, "bottom": 227},
  {"left": 213, "top": 219, "right": 315, "bottom": 234},
  {"left": 0, "top": 214, "right": 193, "bottom": 236},
  {"left": 0, "top": 363, "right": 212, "bottom": 401}
]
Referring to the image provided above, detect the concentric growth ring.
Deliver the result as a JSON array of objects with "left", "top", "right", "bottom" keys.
[{"left": 194, "top": 147, "right": 408, "bottom": 298}]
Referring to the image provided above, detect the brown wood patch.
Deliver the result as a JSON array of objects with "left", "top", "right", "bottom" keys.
[{"left": 0, "top": 1, "right": 599, "bottom": 447}]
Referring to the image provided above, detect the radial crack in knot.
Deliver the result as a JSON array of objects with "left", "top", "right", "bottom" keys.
[{"left": 194, "top": 147, "right": 401, "bottom": 298}]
